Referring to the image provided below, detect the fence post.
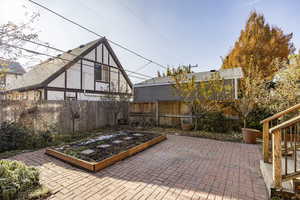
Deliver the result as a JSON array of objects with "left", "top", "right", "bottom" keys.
[
  {"left": 272, "top": 129, "right": 282, "bottom": 189},
  {"left": 263, "top": 121, "right": 270, "bottom": 163},
  {"left": 155, "top": 101, "right": 159, "bottom": 127}
]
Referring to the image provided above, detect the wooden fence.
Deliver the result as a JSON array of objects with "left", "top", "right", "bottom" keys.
[
  {"left": 129, "top": 101, "right": 190, "bottom": 127},
  {"left": 0, "top": 100, "right": 128, "bottom": 133},
  {"left": 129, "top": 101, "right": 242, "bottom": 131}
]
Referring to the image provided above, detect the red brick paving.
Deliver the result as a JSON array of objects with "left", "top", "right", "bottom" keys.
[{"left": 10, "top": 135, "right": 267, "bottom": 200}]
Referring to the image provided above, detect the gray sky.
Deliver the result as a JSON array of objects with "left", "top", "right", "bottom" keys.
[{"left": 1, "top": 0, "right": 299, "bottom": 83}]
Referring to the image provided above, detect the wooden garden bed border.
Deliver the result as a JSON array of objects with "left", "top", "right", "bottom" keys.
[{"left": 45, "top": 134, "right": 166, "bottom": 172}]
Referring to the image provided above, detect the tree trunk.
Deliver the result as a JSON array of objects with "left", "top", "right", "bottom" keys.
[{"left": 243, "top": 118, "right": 247, "bottom": 128}]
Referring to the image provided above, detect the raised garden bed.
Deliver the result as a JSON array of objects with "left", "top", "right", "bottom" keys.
[{"left": 45, "top": 131, "right": 166, "bottom": 172}]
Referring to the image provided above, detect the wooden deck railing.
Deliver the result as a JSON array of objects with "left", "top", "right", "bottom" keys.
[
  {"left": 261, "top": 103, "right": 300, "bottom": 163},
  {"left": 262, "top": 103, "right": 300, "bottom": 189}
]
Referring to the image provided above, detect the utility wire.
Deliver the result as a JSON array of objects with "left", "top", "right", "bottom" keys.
[
  {"left": 135, "top": 61, "right": 153, "bottom": 72},
  {"left": 14, "top": 37, "right": 152, "bottom": 78},
  {"left": 27, "top": 0, "right": 167, "bottom": 69},
  {"left": 1, "top": 42, "right": 147, "bottom": 80},
  {"left": 116, "top": 1, "right": 185, "bottom": 65}
]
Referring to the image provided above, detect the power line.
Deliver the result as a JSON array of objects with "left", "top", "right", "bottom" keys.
[
  {"left": 14, "top": 37, "right": 152, "bottom": 78},
  {"left": 27, "top": 0, "right": 167, "bottom": 70},
  {"left": 116, "top": 1, "right": 185, "bottom": 65},
  {"left": 135, "top": 61, "right": 153, "bottom": 72},
  {"left": 1, "top": 42, "right": 148, "bottom": 80}
]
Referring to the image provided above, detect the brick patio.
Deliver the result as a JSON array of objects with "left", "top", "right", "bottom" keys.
[{"left": 10, "top": 135, "right": 267, "bottom": 200}]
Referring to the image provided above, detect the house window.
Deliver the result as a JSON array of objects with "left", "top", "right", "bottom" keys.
[
  {"left": 95, "top": 64, "right": 109, "bottom": 82},
  {"left": 95, "top": 64, "right": 102, "bottom": 81}
]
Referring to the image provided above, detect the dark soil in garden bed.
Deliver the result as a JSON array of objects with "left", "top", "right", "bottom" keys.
[{"left": 53, "top": 131, "right": 161, "bottom": 162}]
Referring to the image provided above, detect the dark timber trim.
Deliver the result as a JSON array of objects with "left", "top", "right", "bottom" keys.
[
  {"left": 94, "top": 47, "right": 97, "bottom": 91},
  {"left": 46, "top": 86, "right": 132, "bottom": 96},
  {"left": 118, "top": 70, "right": 120, "bottom": 92},
  {"left": 102, "top": 44, "right": 104, "bottom": 63},
  {"left": 94, "top": 61, "right": 96, "bottom": 91},
  {"left": 95, "top": 46, "right": 97, "bottom": 62},
  {"left": 108, "top": 67, "right": 111, "bottom": 92},
  {"left": 44, "top": 87, "right": 48, "bottom": 100},
  {"left": 108, "top": 54, "right": 111, "bottom": 92},
  {"left": 95, "top": 80, "right": 109, "bottom": 84}
]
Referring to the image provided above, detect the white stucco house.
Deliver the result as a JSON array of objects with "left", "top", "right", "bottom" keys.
[{"left": 3, "top": 37, "right": 133, "bottom": 101}]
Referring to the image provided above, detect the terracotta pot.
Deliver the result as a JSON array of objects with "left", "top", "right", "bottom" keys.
[
  {"left": 242, "top": 128, "right": 260, "bottom": 144},
  {"left": 181, "top": 123, "right": 193, "bottom": 131},
  {"left": 255, "top": 131, "right": 263, "bottom": 139}
]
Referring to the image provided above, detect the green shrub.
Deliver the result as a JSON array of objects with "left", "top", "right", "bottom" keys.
[
  {"left": 0, "top": 122, "right": 31, "bottom": 152},
  {"left": 0, "top": 120, "right": 102, "bottom": 154},
  {"left": 197, "top": 112, "right": 241, "bottom": 133},
  {"left": 247, "top": 107, "right": 274, "bottom": 130},
  {"left": 0, "top": 160, "right": 40, "bottom": 200},
  {"left": 28, "top": 130, "right": 55, "bottom": 149},
  {"left": 0, "top": 121, "right": 57, "bottom": 152}
]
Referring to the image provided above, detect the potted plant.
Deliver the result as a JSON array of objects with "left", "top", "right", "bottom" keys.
[
  {"left": 227, "top": 68, "right": 266, "bottom": 144},
  {"left": 242, "top": 128, "right": 261, "bottom": 144},
  {"left": 236, "top": 100, "right": 261, "bottom": 144},
  {"left": 181, "top": 118, "right": 193, "bottom": 131}
]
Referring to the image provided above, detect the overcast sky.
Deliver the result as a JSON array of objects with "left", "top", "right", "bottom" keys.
[{"left": 0, "top": 0, "right": 300, "bottom": 83}]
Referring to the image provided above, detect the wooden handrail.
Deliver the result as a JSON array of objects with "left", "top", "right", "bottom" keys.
[
  {"left": 269, "top": 115, "right": 300, "bottom": 133},
  {"left": 261, "top": 103, "right": 300, "bottom": 124}
]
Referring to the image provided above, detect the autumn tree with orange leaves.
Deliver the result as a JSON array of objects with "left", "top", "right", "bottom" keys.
[{"left": 222, "top": 11, "right": 294, "bottom": 79}]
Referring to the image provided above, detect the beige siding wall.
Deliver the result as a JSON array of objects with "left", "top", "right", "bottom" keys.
[
  {"left": 103, "top": 44, "right": 109, "bottom": 65},
  {"left": 82, "top": 60, "right": 94, "bottom": 90},
  {"left": 48, "top": 91, "right": 64, "bottom": 100},
  {"left": 110, "top": 68, "right": 119, "bottom": 92},
  {"left": 48, "top": 72, "right": 65, "bottom": 88},
  {"left": 96, "top": 44, "right": 103, "bottom": 62},
  {"left": 66, "top": 62, "right": 81, "bottom": 89},
  {"left": 110, "top": 55, "right": 118, "bottom": 68},
  {"left": 84, "top": 49, "right": 95, "bottom": 61}
]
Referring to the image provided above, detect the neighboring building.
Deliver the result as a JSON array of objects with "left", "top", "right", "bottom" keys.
[
  {"left": 4, "top": 37, "right": 132, "bottom": 101},
  {"left": 134, "top": 68, "right": 243, "bottom": 102},
  {"left": 0, "top": 60, "right": 26, "bottom": 89}
]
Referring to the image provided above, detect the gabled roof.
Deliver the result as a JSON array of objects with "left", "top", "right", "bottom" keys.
[
  {"left": 134, "top": 67, "right": 243, "bottom": 87},
  {"left": 0, "top": 60, "right": 25, "bottom": 75},
  {"left": 6, "top": 37, "right": 132, "bottom": 91}
]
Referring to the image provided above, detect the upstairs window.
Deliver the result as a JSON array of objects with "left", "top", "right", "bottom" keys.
[
  {"left": 95, "top": 64, "right": 109, "bottom": 82},
  {"left": 95, "top": 64, "right": 102, "bottom": 81}
]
